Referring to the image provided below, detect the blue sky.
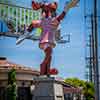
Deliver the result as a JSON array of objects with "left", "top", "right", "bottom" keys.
[{"left": 0, "top": 0, "right": 86, "bottom": 79}]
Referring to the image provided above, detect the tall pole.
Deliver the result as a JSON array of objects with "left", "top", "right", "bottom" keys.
[
  {"left": 89, "top": 35, "right": 93, "bottom": 82},
  {"left": 91, "top": 14, "right": 95, "bottom": 83},
  {"left": 93, "top": 0, "right": 99, "bottom": 99}
]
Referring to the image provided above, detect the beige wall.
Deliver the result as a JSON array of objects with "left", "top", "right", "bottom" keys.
[{"left": 0, "top": 69, "right": 38, "bottom": 87}]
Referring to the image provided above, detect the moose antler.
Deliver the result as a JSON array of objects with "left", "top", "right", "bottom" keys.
[{"left": 32, "top": 0, "right": 43, "bottom": 10}]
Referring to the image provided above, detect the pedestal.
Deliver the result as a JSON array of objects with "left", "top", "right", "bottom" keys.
[{"left": 32, "top": 77, "right": 64, "bottom": 100}]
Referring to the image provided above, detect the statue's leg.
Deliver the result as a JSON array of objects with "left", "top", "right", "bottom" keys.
[
  {"left": 40, "top": 47, "right": 52, "bottom": 76},
  {"left": 46, "top": 55, "right": 52, "bottom": 77}
]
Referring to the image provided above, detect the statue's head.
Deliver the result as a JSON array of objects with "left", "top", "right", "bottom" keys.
[{"left": 32, "top": 1, "right": 58, "bottom": 18}]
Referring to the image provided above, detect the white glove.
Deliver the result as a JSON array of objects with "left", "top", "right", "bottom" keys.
[{"left": 64, "top": 0, "right": 79, "bottom": 12}]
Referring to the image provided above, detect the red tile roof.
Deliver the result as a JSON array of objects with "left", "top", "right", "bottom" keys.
[{"left": 0, "top": 57, "right": 40, "bottom": 75}]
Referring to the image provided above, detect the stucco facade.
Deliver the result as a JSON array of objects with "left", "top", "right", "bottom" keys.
[{"left": 0, "top": 57, "right": 40, "bottom": 100}]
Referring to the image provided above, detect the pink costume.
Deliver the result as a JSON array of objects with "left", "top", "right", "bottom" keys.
[
  {"left": 28, "top": 11, "right": 65, "bottom": 76},
  {"left": 30, "top": 11, "right": 66, "bottom": 50}
]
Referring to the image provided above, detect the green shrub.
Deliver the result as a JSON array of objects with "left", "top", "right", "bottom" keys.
[{"left": 7, "top": 69, "right": 17, "bottom": 100}]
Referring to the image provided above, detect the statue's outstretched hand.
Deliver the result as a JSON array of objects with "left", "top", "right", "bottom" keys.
[
  {"left": 68, "top": 0, "right": 79, "bottom": 8},
  {"left": 64, "top": 0, "right": 79, "bottom": 12}
]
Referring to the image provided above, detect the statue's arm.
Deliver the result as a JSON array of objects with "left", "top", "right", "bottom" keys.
[
  {"left": 56, "top": 0, "right": 79, "bottom": 22},
  {"left": 27, "top": 20, "right": 41, "bottom": 32}
]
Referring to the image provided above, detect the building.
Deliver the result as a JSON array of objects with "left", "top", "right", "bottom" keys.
[
  {"left": 0, "top": 0, "right": 41, "bottom": 33},
  {"left": 0, "top": 57, "right": 39, "bottom": 100}
]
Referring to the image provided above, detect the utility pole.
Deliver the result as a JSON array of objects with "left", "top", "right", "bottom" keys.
[
  {"left": 89, "top": 34, "right": 93, "bottom": 82},
  {"left": 91, "top": 14, "right": 95, "bottom": 84},
  {"left": 93, "top": 0, "right": 99, "bottom": 99},
  {"left": 85, "top": 15, "right": 94, "bottom": 83}
]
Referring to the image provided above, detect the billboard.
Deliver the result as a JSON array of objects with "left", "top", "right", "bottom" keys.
[
  {"left": 0, "top": 0, "right": 32, "bottom": 8},
  {"left": 0, "top": 0, "right": 41, "bottom": 34}
]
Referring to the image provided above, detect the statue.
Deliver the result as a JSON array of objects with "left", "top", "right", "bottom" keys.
[{"left": 17, "top": 0, "right": 79, "bottom": 76}]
